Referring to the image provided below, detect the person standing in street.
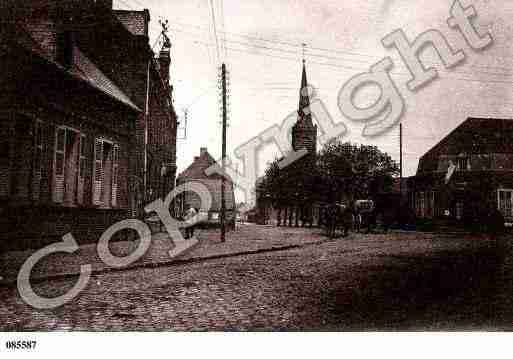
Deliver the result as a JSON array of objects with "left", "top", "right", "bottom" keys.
[{"left": 184, "top": 206, "right": 198, "bottom": 239}]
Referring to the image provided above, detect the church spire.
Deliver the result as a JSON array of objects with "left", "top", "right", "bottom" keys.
[
  {"left": 298, "top": 62, "right": 310, "bottom": 112},
  {"left": 298, "top": 43, "right": 310, "bottom": 114},
  {"left": 291, "top": 48, "right": 317, "bottom": 155}
]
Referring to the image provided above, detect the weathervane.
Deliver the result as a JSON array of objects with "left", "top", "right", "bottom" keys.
[{"left": 159, "top": 18, "right": 171, "bottom": 50}]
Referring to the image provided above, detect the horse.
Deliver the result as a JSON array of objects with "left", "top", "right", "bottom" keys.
[
  {"left": 354, "top": 200, "right": 376, "bottom": 234},
  {"left": 324, "top": 203, "right": 354, "bottom": 238}
]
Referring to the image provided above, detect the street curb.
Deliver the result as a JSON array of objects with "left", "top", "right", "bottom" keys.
[{"left": 0, "top": 242, "right": 319, "bottom": 288}]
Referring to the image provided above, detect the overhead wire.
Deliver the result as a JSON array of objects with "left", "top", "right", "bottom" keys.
[{"left": 208, "top": 0, "right": 222, "bottom": 64}]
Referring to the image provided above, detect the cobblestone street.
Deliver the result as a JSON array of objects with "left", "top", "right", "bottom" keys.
[{"left": 1, "top": 226, "right": 512, "bottom": 331}]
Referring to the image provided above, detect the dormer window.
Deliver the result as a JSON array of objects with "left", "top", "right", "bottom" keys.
[{"left": 57, "top": 30, "right": 74, "bottom": 68}]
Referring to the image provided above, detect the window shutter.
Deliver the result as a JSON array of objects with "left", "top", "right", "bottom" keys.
[
  {"left": 93, "top": 138, "right": 103, "bottom": 205},
  {"left": 111, "top": 144, "right": 119, "bottom": 207},
  {"left": 77, "top": 134, "right": 86, "bottom": 205},
  {"left": 53, "top": 127, "right": 66, "bottom": 203},
  {"left": 32, "top": 120, "right": 43, "bottom": 201}
]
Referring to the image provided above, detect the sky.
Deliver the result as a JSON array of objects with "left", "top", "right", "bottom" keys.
[{"left": 113, "top": 0, "right": 513, "bottom": 202}]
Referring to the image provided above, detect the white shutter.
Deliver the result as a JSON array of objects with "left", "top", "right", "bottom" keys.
[
  {"left": 93, "top": 138, "right": 103, "bottom": 205},
  {"left": 77, "top": 134, "right": 86, "bottom": 205},
  {"left": 53, "top": 127, "right": 66, "bottom": 203},
  {"left": 32, "top": 120, "right": 43, "bottom": 201},
  {"left": 111, "top": 144, "right": 119, "bottom": 207}
]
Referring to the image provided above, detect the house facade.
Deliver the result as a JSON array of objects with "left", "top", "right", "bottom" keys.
[
  {"left": 112, "top": 9, "right": 178, "bottom": 209},
  {"left": 176, "top": 148, "right": 236, "bottom": 226},
  {"left": 0, "top": 0, "right": 178, "bottom": 250},
  {"left": 409, "top": 117, "right": 513, "bottom": 225}
]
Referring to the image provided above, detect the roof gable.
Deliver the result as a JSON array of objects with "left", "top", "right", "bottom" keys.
[
  {"left": 417, "top": 117, "right": 513, "bottom": 174},
  {"left": 178, "top": 150, "right": 220, "bottom": 180},
  {"left": 423, "top": 118, "right": 513, "bottom": 158}
]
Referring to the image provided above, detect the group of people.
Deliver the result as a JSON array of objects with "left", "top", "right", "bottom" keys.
[
  {"left": 321, "top": 199, "right": 508, "bottom": 239},
  {"left": 322, "top": 200, "right": 377, "bottom": 239}
]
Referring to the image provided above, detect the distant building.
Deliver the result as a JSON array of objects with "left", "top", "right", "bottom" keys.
[
  {"left": 112, "top": 8, "right": 178, "bottom": 209},
  {"left": 176, "top": 148, "right": 235, "bottom": 226},
  {"left": 256, "top": 60, "right": 319, "bottom": 227},
  {"left": 292, "top": 60, "right": 317, "bottom": 164},
  {"left": 409, "top": 117, "right": 513, "bottom": 225}
]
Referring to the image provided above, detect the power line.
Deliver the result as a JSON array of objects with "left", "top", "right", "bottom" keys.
[
  {"left": 208, "top": 0, "right": 221, "bottom": 64},
  {"left": 174, "top": 29, "right": 513, "bottom": 79},
  {"left": 220, "top": 0, "right": 228, "bottom": 60},
  {"left": 191, "top": 38, "right": 513, "bottom": 86},
  {"left": 157, "top": 17, "right": 513, "bottom": 75},
  {"left": 118, "top": 0, "right": 513, "bottom": 76},
  {"left": 118, "top": 0, "right": 513, "bottom": 78}
]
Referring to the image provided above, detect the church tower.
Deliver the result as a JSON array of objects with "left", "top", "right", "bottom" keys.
[{"left": 291, "top": 60, "right": 317, "bottom": 159}]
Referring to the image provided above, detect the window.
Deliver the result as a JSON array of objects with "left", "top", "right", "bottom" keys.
[
  {"left": 112, "top": 144, "right": 119, "bottom": 207},
  {"left": 53, "top": 126, "right": 82, "bottom": 206},
  {"left": 93, "top": 138, "right": 120, "bottom": 208},
  {"left": 32, "top": 120, "right": 43, "bottom": 201},
  {"left": 417, "top": 192, "right": 426, "bottom": 218},
  {"left": 498, "top": 189, "right": 513, "bottom": 219},
  {"left": 0, "top": 127, "right": 9, "bottom": 160},
  {"left": 426, "top": 191, "right": 435, "bottom": 218},
  {"left": 77, "top": 134, "right": 87, "bottom": 205},
  {"left": 457, "top": 157, "right": 470, "bottom": 171},
  {"left": 0, "top": 120, "right": 10, "bottom": 198},
  {"left": 93, "top": 139, "right": 104, "bottom": 205},
  {"left": 456, "top": 202, "right": 464, "bottom": 220}
]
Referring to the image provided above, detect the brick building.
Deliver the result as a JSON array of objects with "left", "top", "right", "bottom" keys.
[
  {"left": 0, "top": 0, "right": 178, "bottom": 250},
  {"left": 176, "top": 148, "right": 236, "bottom": 226},
  {"left": 112, "top": 8, "right": 178, "bottom": 209},
  {"left": 409, "top": 117, "right": 513, "bottom": 226}
]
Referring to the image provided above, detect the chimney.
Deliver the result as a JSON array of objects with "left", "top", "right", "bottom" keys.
[
  {"left": 200, "top": 147, "right": 208, "bottom": 156},
  {"left": 142, "top": 9, "right": 150, "bottom": 37}
]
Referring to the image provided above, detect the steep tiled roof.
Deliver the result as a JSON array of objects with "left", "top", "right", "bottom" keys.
[
  {"left": 70, "top": 46, "right": 140, "bottom": 111},
  {"left": 418, "top": 117, "right": 513, "bottom": 174},
  {"left": 2, "top": 22, "right": 140, "bottom": 112},
  {"left": 0, "top": 22, "right": 51, "bottom": 61},
  {"left": 178, "top": 149, "right": 236, "bottom": 211},
  {"left": 426, "top": 118, "right": 513, "bottom": 155},
  {"left": 178, "top": 150, "right": 220, "bottom": 180},
  {"left": 178, "top": 149, "right": 235, "bottom": 184}
]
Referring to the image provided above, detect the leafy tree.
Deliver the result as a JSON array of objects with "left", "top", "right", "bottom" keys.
[
  {"left": 317, "top": 140, "right": 399, "bottom": 202},
  {"left": 258, "top": 140, "right": 399, "bottom": 225}
]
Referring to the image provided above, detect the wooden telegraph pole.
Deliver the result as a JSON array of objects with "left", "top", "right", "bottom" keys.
[
  {"left": 400, "top": 123, "right": 403, "bottom": 195},
  {"left": 220, "top": 63, "right": 227, "bottom": 243}
]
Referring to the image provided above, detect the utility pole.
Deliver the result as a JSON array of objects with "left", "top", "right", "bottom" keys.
[
  {"left": 143, "top": 60, "right": 151, "bottom": 205},
  {"left": 399, "top": 123, "right": 403, "bottom": 199},
  {"left": 220, "top": 63, "right": 228, "bottom": 243}
]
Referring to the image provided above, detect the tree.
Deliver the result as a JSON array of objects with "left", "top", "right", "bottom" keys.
[
  {"left": 317, "top": 140, "right": 399, "bottom": 203},
  {"left": 259, "top": 140, "right": 399, "bottom": 225}
]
